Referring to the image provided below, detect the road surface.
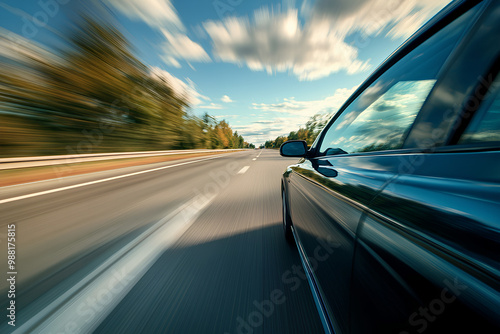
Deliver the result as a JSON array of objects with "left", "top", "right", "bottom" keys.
[{"left": 0, "top": 150, "right": 324, "bottom": 334}]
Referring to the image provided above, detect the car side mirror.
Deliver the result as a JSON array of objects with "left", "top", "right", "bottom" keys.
[{"left": 280, "top": 140, "right": 308, "bottom": 157}]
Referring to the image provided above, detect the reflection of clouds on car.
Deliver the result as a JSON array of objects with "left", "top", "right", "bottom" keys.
[
  {"left": 325, "top": 80, "right": 436, "bottom": 154},
  {"left": 459, "top": 75, "right": 500, "bottom": 144},
  {"left": 280, "top": 3, "right": 500, "bottom": 333},
  {"left": 357, "top": 80, "right": 389, "bottom": 109}
]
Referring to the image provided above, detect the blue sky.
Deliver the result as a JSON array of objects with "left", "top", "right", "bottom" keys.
[{"left": 0, "top": 0, "right": 451, "bottom": 145}]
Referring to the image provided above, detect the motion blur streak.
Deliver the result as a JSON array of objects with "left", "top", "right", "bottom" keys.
[
  {"left": 13, "top": 193, "right": 215, "bottom": 334},
  {"left": 0, "top": 154, "right": 225, "bottom": 204},
  {"left": 0, "top": 3, "right": 254, "bottom": 159},
  {"left": 0, "top": 150, "right": 323, "bottom": 333}
]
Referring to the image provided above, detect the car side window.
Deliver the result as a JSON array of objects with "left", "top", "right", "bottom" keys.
[
  {"left": 458, "top": 74, "right": 500, "bottom": 145},
  {"left": 319, "top": 9, "right": 475, "bottom": 156}
]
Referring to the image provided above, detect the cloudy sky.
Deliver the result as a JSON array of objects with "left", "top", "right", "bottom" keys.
[{"left": 0, "top": 0, "right": 451, "bottom": 145}]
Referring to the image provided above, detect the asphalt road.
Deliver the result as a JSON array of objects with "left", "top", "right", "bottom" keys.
[{"left": 0, "top": 150, "right": 324, "bottom": 334}]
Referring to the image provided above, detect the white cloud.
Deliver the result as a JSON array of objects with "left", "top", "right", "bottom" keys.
[
  {"left": 252, "top": 86, "right": 356, "bottom": 116},
  {"left": 150, "top": 66, "right": 209, "bottom": 105},
  {"left": 160, "top": 30, "right": 211, "bottom": 67},
  {"left": 106, "top": 0, "right": 183, "bottom": 30},
  {"left": 311, "top": 0, "right": 449, "bottom": 40},
  {"left": 0, "top": 28, "right": 60, "bottom": 64},
  {"left": 238, "top": 120, "right": 297, "bottom": 145},
  {"left": 238, "top": 85, "right": 357, "bottom": 144},
  {"left": 203, "top": 1, "right": 449, "bottom": 80},
  {"left": 214, "top": 114, "right": 238, "bottom": 119},
  {"left": 199, "top": 103, "right": 223, "bottom": 110},
  {"left": 204, "top": 8, "right": 370, "bottom": 81},
  {"left": 107, "top": 0, "right": 210, "bottom": 68},
  {"left": 221, "top": 95, "right": 233, "bottom": 103}
]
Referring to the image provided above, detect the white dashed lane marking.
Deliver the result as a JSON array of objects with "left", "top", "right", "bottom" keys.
[{"left": 237, "top": 166, "right": 250, "bottom": 174}]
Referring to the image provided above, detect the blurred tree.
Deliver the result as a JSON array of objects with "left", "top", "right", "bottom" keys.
[
  {"left": 0, "top": 15, "right": 251, "bottom": 157},
  {"left": 263, "top": 111, "right": 333, "bottom": 149}
]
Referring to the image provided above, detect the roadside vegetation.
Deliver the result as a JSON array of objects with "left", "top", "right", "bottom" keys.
[
  {"left": 0, "top": 16, "right": 253, "bottom": 158},
  {"left": 264, "top": 113, "right": 330, "bottom": 148}
]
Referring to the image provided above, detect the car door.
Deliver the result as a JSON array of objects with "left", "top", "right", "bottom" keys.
[
  {"left": 285, "top": 3, "right": 482, "bottom": 333},
  {"left": 350, "top": 2, "right": 500, "bottom": 333}
]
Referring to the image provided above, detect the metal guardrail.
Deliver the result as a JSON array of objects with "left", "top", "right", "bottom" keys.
[{"left": 0, "top": 149, "right": 247, "bottom": 170}]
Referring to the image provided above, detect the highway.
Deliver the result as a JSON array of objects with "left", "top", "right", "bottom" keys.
[{"left": 0, "top": 149, "right": 324, "bottom": 334}]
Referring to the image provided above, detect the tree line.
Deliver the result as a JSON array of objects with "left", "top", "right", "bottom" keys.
[
  {"left": 264, "top": 113, "right": 330, "bottom": 149},
  {"left": 0, "top": 16, "right": 253, "bottom": 158}
]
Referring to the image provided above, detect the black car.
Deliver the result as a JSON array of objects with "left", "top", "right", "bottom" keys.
[{"left": 279, "top": 1, "right": 500, "bottom": 333}]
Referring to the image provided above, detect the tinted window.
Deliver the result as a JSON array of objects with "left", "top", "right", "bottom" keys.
[
  {"left": 319, "top": 11, "right": 471, "bottom": 155},
  {"left": 458, "top": 74, "right": 500, "bottom": 144}
]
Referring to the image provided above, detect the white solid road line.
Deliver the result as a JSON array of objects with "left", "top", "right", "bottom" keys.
[
  {"left": 13, "top": 194, "right": 215, "bottom": 334},
  {"left": 0, "top": 154, "right": 229, "bottom": 205},
  {"left": 237, "top": 166, "right": 250, "bottom": 174},
  {"left": 257, "top": 150, "right": 263, "bottom": 158}
]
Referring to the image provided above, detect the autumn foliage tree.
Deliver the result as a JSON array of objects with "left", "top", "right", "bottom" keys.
[
  {"left": 264, "top": 112, "right": 332, "bottom": 148},
  {"left": 0, "top": 16, "right": 251, "bottom": 157}
]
